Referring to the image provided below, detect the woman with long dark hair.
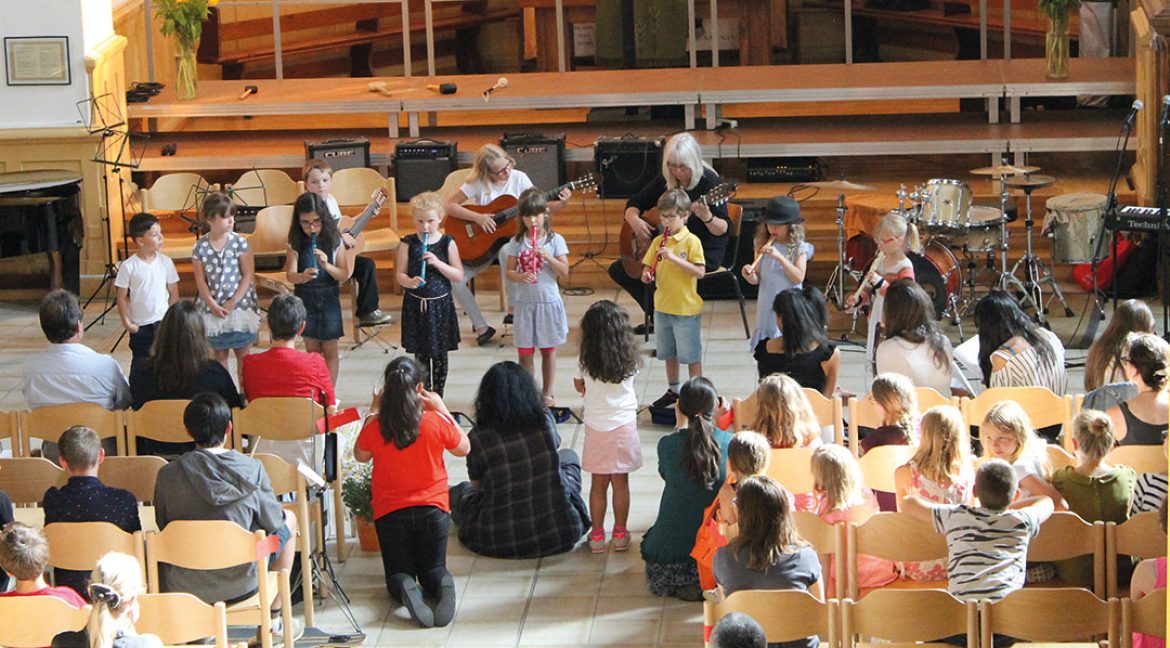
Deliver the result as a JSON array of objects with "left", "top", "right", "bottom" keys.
[
  {"left": 973, "top": 290, "right": 1067, "bottom": 393},
  {"left": 449, "top": 361, "right": 589, "bottom": 558},
  {"left": 753, "top": 287, "right": 839, "bottom": 397},
  {"left": 1085, "top": 299, "right": 1156, "bottom": 391},
  {"left": 876, "top": 279, "right": 969, "bottom": 396}
]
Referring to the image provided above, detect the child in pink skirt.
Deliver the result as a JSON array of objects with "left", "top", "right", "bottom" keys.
[{"left": 575, "top": 300, "right": 643, "bottom": 553}]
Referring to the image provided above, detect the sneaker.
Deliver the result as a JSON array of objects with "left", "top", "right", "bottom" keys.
[
  {"left": 269, "top": 616, "right": 305, "bottom": 646},
  {"left": 358, "top": 309, "right": 393, "bottom": 326},
  {"left": 589, "top": 532, "right": 608, "bottom": 554},
  {"left": 633, "top": 322, "right": 654, "bottom": 335},
  {"left": 611, "top": 528, "right": 631, "bottom": 552},
  {"left": 476, "top": 326, "right": 497, "bottom": 347},
  {"left": 651, "top": 389, "right": 678, "bottom": 410}
]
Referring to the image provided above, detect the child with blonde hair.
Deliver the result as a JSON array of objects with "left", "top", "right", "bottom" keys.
[
  {"left": 751, "top": 374, "right": 821, "bottom": 449},
  {"left": 809, "top": 445, "right": 898, "bottom": 592},
  {"left": 1052, "top": 410, "right": 1135, "bottom": 588},
  {"left": 862, "top": 373, "right": 920, "bottom": 453},
  {"left": 895, "top": 405, "right": 974, "bottom": 581},
  {"left": 86, "top": 552, "right": 162, "bottom": 648},
  {"left": 980, "top": 401, "right": 1066, "bottom": 508}
]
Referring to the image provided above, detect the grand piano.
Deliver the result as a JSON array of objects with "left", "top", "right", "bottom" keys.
[{"left": 0, "top": 170, "right": 84, "bottom": 294}]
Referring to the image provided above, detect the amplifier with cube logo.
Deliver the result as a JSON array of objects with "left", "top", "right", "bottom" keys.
[
  {"left": 501, "top": 133, "right": 565, "bottom": 190},
  {"left": 305, "top": 139, "right": 371, "bottom": 171},
  {"left": 393, "top": 140, "right": 457, "bottom": 201}
]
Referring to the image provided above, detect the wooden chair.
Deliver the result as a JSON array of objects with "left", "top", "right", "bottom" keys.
[
  {"left": 805, "top": 389, "right": 846, "bottom": 445},
  {"left": 841, "top": 589, "right": 978, "bottom": 648},
  {"left": 1106, "top": 444, "right": 1169, "bottom": 476},
  {"left": 1122, "top": 589, "right": 1166, "bottom": 648},
  {"left": 703, "top": 589, "right": 837, "bottom": 648},
  {"left": 18, "top": 403, "right": 125, "bottom": 457},
  {"left": 256, "top": 453, "right": 315, "bottom": 627},
  {"left": 439, "top": 167, "right": 509, "bottom": 310},
  {"left": 139, "top": 172, "right": 213, "bottom": 261},
  {"left": 1, "top": 409, "right": 16, "bottom": 456},
  {"left": 1027, "top": 512, "right": 1106, "bottom": 598},
  {"left": 1047, "top": 444, "right": 1077, "bottom": 471},
  {"left": 97, "top": 455, "right": 167, "bottom": 503},
  {"left": 848, "top": 388, "right": 960, "bottom": 457},
  {"left": 960, "top": 386, "right": 1073, "bottom": 450},
  {"left": 0, "top": 596, "right": 90, "bottom": 647},
  {"left": 229, "top": 169, "right": 301, "bottom": 208},
  {"left": 848, "top": 512, "right": 949, "bottom": 599},
  {"left": 857, "top": 445, "right": 918, "bottom": 494},
  {"left": 979, "top": 588, "right": 1119, "bottom": 648},
  {"left": 696, "top": 203, "right": 749, "bottom": 338},
  {"left": 1105, "top": 512, "right": 1167, "bottom": 598},
  {"left": 146, "top": 520, "right": 293, "bottom": 648},
  {"left": 795, "top": 510, "right": 848, "bottom": 600},
  {"left": 125, "top": 400, "right": 193, "bottom": 456},
  {"left": 136, "top": 593, "right": 230, "bottom": 648},
  {"left": 44, "top": 522, "right": 146, "bottom": 584},
  {"left": 766, "top": 447, "right": 817, "bottom": 494},
  {"left": 0, "top": 457, "right": 67, "bottom": 505}
]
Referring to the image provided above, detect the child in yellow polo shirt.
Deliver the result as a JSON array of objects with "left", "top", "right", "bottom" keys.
[{"left": 641, "top": 189, "right": 706, "bottom": 409}]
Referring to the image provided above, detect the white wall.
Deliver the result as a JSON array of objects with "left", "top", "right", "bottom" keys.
[{"left": 0, "top": 0, "right": 114, "bottom": 129}]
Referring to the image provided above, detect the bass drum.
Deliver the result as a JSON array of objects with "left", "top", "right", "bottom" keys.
[
  {"left": 846, "top": 234, "right": 877, "bottom": 273},
  {"left": 908, "top": 240, "right": 961, "bottom": 319}
]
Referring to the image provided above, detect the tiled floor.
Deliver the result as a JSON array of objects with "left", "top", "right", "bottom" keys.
[{"left": 0, "top": 284, "right": 1098, "bottom": 647}]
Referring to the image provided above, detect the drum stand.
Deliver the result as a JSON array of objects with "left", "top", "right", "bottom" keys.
[
  {"left": 825, "top": 193, "right": 855, "bottom": 312},
  {"left": 998, "top": 181, "right": 1074, "bottom": 324}
]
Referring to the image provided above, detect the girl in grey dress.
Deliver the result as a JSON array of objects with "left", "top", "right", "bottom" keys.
[{"left": 506, "top": 188, "right": 570, "bottom": 407}]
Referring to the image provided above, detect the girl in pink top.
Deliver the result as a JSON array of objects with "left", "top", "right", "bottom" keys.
[{"left": 1131, "top": 499, "right": 1167, "bottom": 648}]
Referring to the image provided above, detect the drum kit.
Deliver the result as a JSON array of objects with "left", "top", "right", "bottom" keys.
[{"left": 822, "top": 163, "right": 1103, "bottom": 334}]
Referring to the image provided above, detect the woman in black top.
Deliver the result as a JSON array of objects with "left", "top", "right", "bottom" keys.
[{"left": 754, "top": 287, "right": 839, "bottom": 397}]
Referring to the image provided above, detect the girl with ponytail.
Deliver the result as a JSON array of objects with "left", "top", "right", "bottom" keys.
[{"left": 51, "top": 552, "right": 161, "bottom": 648}]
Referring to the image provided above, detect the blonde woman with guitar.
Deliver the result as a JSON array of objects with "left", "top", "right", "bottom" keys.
[
  {"left": 608, "top": 133, "right": 733, "bottom": 338},
  {"left": 444, "top": 145, "right": 571, "bottom": 347}
]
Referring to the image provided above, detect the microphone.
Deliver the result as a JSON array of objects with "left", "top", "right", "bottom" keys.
[
  {"left": 482, "top": 77, "right": 508, "bottom": 102},
  {"left": 367, "top": 81, "right": 393, "bottom": 97},
  {"left": 1123, "top": 99, "right": 1144, "bottom": 131},
  {"left": 308, "top": 232, "right": 318, "bottom": 270}
]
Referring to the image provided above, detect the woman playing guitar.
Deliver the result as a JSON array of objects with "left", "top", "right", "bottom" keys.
[
  {"left": 607, "top": 133, "right": 731, "bottom": 336},
  {"left": 444, "top": 144, "right": 570, "bottom": 347}
]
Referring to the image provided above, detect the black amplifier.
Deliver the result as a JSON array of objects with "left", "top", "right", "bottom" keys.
[
  {"left": 501, "top": 132, "right": 565, "bottom": 190},
  {"left": 594, "top": 136, "right": 664, "bottom": 199},
  {"left": 305, "top": 139, "right": 370, "bottom": 171},
  {"left": 393, "top": 140, "right": 458, "bottom": 201},
  {"left": 745, "top": 157, "right": 823, "bottom": 183}
]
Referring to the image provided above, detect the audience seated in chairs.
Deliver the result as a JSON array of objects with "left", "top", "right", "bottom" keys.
[
  {"left": 710, "top": 612, "right": 767, "bottom": 648},
  {"left": 42, "top": 426, "right": 141, "bottom": 598},
  {"left": 0, "top": 521, "right": 86, "bottom": 607},
  {"left": 152, "top": 393, "right": 297, "bottom": 626},
  {"left": 22, "top": 289, "right": 130, "bottom": 462},
  {"left": 50, "top": 552, "right": 163, "bottom": 648}
]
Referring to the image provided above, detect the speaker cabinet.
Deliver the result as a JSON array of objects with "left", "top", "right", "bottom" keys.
[
  {"left": 594, "top": 136, "right": 664, "bottom": 199},
  {"left": 501, "top": 133, "right": 565, "bottom": 190},
  {"left": 393, "top": 140, "right": 458, "bottom": 202},
  {"left": 305, "top": 139, "right": 371, "bottom": 171}
]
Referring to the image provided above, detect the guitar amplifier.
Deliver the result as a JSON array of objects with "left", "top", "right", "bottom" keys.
[
  {"left": 305, "top": 139, "right": 370, "bottom": 171},
  {"left": 501, "top": 133, "right": 565, "bottom": 190},
  {"left": 394, "top": 140, "right": 458, "bottom": 202},
  {"left": 594, "top": 136, "right": 664, "bottom": 199}
]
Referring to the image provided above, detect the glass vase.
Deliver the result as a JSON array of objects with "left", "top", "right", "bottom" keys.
[
  {"left": 1045, "top": 12, "right": 1070, "bottom": 79},
  {"left": 175, "top": 41, "right": 199, "bottom": 100}
]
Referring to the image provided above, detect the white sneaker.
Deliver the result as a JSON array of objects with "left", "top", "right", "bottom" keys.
[{"left": 270, "top": 616, "right": 304, "bottom": 646}]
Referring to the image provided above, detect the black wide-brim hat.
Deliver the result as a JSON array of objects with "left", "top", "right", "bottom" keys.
[{"left": 762, "top": 196, "right": 804, "bottom": 225}]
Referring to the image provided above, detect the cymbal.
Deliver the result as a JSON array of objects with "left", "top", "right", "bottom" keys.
[
  {"left": 1005, "top": 174, "right": 1056, "bottom": 189},
  {"left": 970, "top": 164, "right": 1041, "bottom": 176},
  {"left": 805, "top": 179, "right": 877, "bottom": 192}
]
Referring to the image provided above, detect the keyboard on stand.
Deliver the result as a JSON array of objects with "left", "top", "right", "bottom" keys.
[{"left": 1106, "top": 206, "right": 1170, "bottom": 232}]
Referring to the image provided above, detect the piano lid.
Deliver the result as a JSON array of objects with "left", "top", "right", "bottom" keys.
[{"left": 0, "top": 170, "right": 83, "bottom": 195}]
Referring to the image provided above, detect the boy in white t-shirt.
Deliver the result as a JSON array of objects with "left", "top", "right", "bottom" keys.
[
  {"left": 115, "top": 212, "right": 179, "bottom": 365},
  {"left": 302, "top": 160, "right": 392, "bottom": 327}
]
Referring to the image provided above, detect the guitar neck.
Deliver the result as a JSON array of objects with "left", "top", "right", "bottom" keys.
[
  {"left": 493, "top": 182, "right": 574, "bottom": 224},
  {"left": 347, "top": 194, "right": 385, "bottom": 237}
]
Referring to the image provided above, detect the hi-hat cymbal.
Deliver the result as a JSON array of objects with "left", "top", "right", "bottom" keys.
[
  {"left": 805, "top": 179, "right": 877, "bottom": 192},
  {"left": 1005, "top": 174, "right": 1056, "bottom": 189},
  {"left": 970, "top": 164, "right": 1041, "bottom": 176}
]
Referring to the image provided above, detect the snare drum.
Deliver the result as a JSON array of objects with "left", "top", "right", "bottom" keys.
[
  {"left": 950, "top": 206, "right": 1005, "bottom": 253},
  {"left": 1045, "top": 192, "right": 1107, "bottom": 264},
  {"left": 921, "top": 179, "right": 973, "bottom": 231}
]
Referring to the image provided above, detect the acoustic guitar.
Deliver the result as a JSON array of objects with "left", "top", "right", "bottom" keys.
[
  {"left": 617, "top": 182, "right": 738, "bottom": 279},
  {"left": 340, "top": 187, "right": 389, "bottom": 264},
  {"left": 448, "top": 174, "right": 596, "bottom": 267}
]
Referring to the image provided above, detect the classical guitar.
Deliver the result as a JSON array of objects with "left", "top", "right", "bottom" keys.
[
  {"left": 339, "top": 187, "right": 389, "bottom": 264},
  {"left": 618, "top": 182, "right": 738, "bottom": 279},
  {"left": 448, "top": 174, "right": 596, "bottom": 267}
]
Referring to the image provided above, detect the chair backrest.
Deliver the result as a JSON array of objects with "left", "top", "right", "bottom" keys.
[
  {"left": 330, "top": 167, "right": 389, "bottom": 205},
  {"left": 794, "top": 511, "right": 846, "bottom": 599},
  {"left": 841, "top": 589, "right": 977, "bottom": 648},
  {"left": 732, "top": 393, "right": 757, "bottom": 433},
  {"left": 232, "top": 397, "right": 325, "bottom": 449},
  {"left": 247, "top": 205, "right": 294, "bottom": 257},
  {"left": 963, "top": 386, "right": 1072, "bottom": 437},
  {"left": 724, "top": 202, "right": 743, "bottom": 243},
  {"left": 1046, "top": 444, "right": 1077, "bottom": 471},
  {"left": 439, "top": 168, "right": 473, "bottom": 203},
  {"left": 980, "top": 588, "right": 1118, "bottom": 647},
  {"left": 135, "top": 593, "right": 230, "bottom": 647},
  {"left": 126, "top": 400, "right": 193, "bottom": 455},
  {"left": 1106, "top": 512, "right": 1168, "bottom": 598},
  {"left": 254, "top": 452, "right": 316, "bottom": 626},
  {"left": 703, "top": 589, "right": 836, "bottom": 648},
  {"left": 849, "top": 389, "right": 959, "bottom": 457},
  {"left": 0, "top": 457, "right": 68, "bottom": 505},
  {"left": 140, "top": 172, "right": 210, "bottom": 212},
  {"left": 97, "top": 455, "right": 168, "bottom": 502},
  {"left": 1107, "top": 444, "right": 1169, "bottom": 476},
  {"left": 1028, "top": 512, "right": 1105, "bottom": 597},
  {"left": 1123, "top": 589, "right": 1167, "bottom": 645},
  {"left": 20, "top": 403, "right": 125, "bottom": 457},
  {"left": 44, "top": 522, "right": 145, "bottom": 578},
  {"left": 849, "top": 512, "right": 948, "bottom": 598},
  {"left": 0, "top": 596, "right": 90, "bottom": 647},
  {"left": 766, "top": 447, "right": 816, "bottom": 493},
  {"left": 857, "top": 444, "right": 918, "bottom": 493},
  {"left": 804, "top": 389, "right": 845, "bottom": 445},
  {"left": 230, "top": 169, "right": 301, "bottom": 207},
  {"left": 2, "top": 410, "right": 16, "bottom": 453}
]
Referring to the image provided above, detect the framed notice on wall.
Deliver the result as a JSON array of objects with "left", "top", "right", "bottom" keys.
[{"left": 5, "top": 36, "right": 71, "bottom": 86}]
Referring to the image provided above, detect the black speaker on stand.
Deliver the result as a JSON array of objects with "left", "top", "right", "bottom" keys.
[
  {"left": 501, "top": 133, "right": 565, "bottom": 190},
  {"left": 393, "top": 140, "right": 458, "bottom": 201},
  {"left": 594, "top": 136, "right": 664, "bottom": 199}
]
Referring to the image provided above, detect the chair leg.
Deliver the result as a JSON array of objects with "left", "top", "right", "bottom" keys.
[
  {"left": 733, "top": 276, "right": 750, "bottom": 339},
  {"left": 333, "top": 485, "right": 349, "bottom": 563}
]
